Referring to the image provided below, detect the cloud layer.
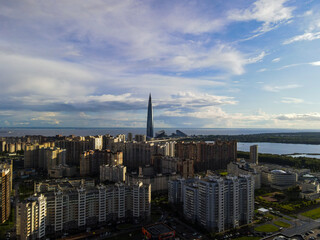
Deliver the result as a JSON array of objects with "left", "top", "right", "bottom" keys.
[{"left": 1, "top": 0, "right": 320, "bottom": 128}]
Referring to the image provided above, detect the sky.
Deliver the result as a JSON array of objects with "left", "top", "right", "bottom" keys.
[{"left": 1, "top": 0, "right": 320, "bottom": 129}]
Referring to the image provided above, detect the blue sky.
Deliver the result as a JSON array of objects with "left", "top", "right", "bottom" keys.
[{"left": 1, "top": 0, "right": 320, "bottom": 128}]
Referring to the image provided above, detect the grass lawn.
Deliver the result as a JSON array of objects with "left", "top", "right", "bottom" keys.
[
  {"left": 301, "top": 207, "right": 320, "bottom": 219},
  {"left": 233, "top": 237, "right": 260, "bottom": 240},
  {"left": 265, "top": 213, "right": 277, "bottom": 219},
  {"left": 254, "top": 224, "right": 279, "bottom": 232},
  {"left": 274, "top": 221, "right": 291, "bottom": 228}
]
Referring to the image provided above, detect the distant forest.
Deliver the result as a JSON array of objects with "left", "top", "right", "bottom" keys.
[
  {"left": 187, "top": 132, "right": 320, "bottom": 145},
  {"left": 238, "top": 151, "right": 320, "bottom": 172}
]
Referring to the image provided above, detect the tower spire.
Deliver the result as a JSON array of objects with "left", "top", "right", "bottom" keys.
[{"left": 146, "top": 93, "right": 154, "bottom": 138}]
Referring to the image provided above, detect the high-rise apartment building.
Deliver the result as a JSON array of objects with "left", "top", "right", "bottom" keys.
[
  {"left": 0, "top": 161, "right": 12, "bottom": 223},
  {"left": 16, "top": 194, "right": 47, "bottom": 240},
  {"left": 87, "top": 135, "right": 103, "bottom": 150},
  {"left": 100, "top": 164, "right": 127, "bottom": 182},
  {"left": 55, "top": 138, "right": 91, "bottom": 166},
  {"left": 80, "top": 150, "right": 123, "bottom": 176},
  {"left": 175, "top": 141, "right": 237, "bottom": 171},
  {"left": 146, "top": 94, "right": 154, "bottom": 139},
  {"left": 250, "top": 145, "right": 258, "bottom": 164},
  {"left": 135, "top": 134, "right": 147, "bottom": 142},
  {"left": 102, "top": 135, "right": 125, "bottom": 152},
  {"left": 127, "top": 133, "right": 133, "bottom": 142},
  {"left": 31, "top": 180, "right": 151, "bottom": 234},
  {"left": 124, "top": 142, "right": 154, "bottom": 169},
  {"left": 24, "top": 143, "right": 66, "bottom": 172},
  {"left": 169, "top": 175, "right": 254, "bottom": 232}
]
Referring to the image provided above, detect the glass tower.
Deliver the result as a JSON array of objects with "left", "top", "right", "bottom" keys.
[{"left": 146, "top": 93, "right": 154, "bottom": 138}]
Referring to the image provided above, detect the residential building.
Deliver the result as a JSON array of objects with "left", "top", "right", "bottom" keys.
[
  {"left": 126, "top": 171, "right": 177, "bottom": 192},
  {"left": 24, "top": 143, "right": 66, "bottom": 172},
  {"left": 127, "top": 133, "right": 133, "bottom": 142},
  {"left": 0, "top": 161, "right": 12, "bottom": 223},
  {"left": 175, "top": 141, "right": 237, "bottom": 172},
  {"left": 169, "top": 175, "right": 254, "bottom": 232},
  {"left": 80, "top": 150, "right": 123, "bottom": 176},
  {"left": 16, "top": 194, "right": 47, "bottom": 240},
  {"left": 100, "top": 164, "right": 127, "bottom": 182},
  {"left": 55, "top": 138, "right": 91, "bottom": 166},
  {"left": 227, "top": 161, "right": 261, "bottom": 189},
  {"left": 33, "top": 179, "right": 151, "bottom": 234},
  {"left": 249, "top": 145, "right": 258, "bottom": 164},
  {"left": 135, "top": 135, "right": 147, "bottom": 142}
]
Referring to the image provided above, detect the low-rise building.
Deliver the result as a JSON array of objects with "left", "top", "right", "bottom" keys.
[
  {"left": 142, "top": 223, "right": 175, "bottom": 240},
  {"left": 300, "top": 180, "right": 320, "bottom": 200},
  {"left": 261, "top": 169, "right": 297, "bottom": 190}
]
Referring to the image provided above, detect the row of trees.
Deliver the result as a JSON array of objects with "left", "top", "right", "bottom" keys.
[
  {"left": 187, "top": 132, "right": 320, "bottom": 144},
  {"left": 238, "top": 151, "right": 320, "bottom": 172}
]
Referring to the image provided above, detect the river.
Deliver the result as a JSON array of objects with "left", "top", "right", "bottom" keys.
[{"left": 238, "top": 142, "right": 320, "bottom": 158}]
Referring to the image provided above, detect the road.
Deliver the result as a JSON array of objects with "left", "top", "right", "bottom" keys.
[{"left": 282, "top": 216, "right": 320, "bottom": 237}]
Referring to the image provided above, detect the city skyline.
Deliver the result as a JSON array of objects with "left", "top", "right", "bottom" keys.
[{"left": 1, "top": 0, "right": 320, "bottom": 129}]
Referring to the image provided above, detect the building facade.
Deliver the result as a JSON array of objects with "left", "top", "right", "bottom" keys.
[
  {"left": 249, "top": 145, "right": 258, "bottom": 164},
  {"left": 146, "top": 94, "right": 154, "bottom": 139},
  {"left": 31, "top": 180, "right": 151, "bottom": 235},
  {"left": 16, "top": 194, "right": 47, "bottom": 240},
  {"left": 100, "top": 164, "right": 127, "bottom": 182},
  {"left": 80, "top": 150, "right": 123, "bottom": 176},
  {"left": 175, "top": 141, "right": 237, "bottom": 172},
  {"left": 169, "top": 175, "right": 254, "bottom": 232},
  {"left": 0, "top": 161, "right": 12, "bottom": 223}
]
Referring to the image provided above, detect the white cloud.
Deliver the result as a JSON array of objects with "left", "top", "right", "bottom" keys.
[
  {"left": 246, "top": 51, "right": 266, "bottom": 64},
  {"left": 228, "top": 0, "right": 294, "bottom": 35},
  {"left": 272, "top": 58, "right": 281, "bottom": 62},
  {"left": 228, "top": 0, "right": 293, "bottom": 22},
  {"left": 0, "top": 51, "right": 96, "bottom": 98},
  {"left": 276, "top": 112, "right": 320, "bottom": 121},
  {"left": 310, "top": 61, "right": 320, "bottom": 66},
  {"left": 30, "top": 112, "right": 61, "bottom": 125},
  {"left": 159, "top": 92, "right": 237, "bottom": 107},
  {"left": 0, "top": 0, "right": 248, "bottom": 76},
  {"left": 263, "top": 84, "right": 301, "bottom": 92},
  {"left": 281, "top": 97, "right": 304, "bottom": 104},
  {"left": 284, "top": 31, "right": 320, "bottom": 44}
]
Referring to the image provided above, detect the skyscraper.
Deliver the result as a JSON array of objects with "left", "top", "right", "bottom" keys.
[
  {"left": 146, "top": 93, "right": 154, "bottom": 138},
  {"left": 250, "top": 145, "right": 258, "bottom": 164}
]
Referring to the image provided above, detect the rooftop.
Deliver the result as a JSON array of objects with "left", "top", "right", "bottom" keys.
[
  {"left": 143, "top": 223, "right": 174, "bottom": 236},
  {"left": 271, "top": 169, "right": 287, "bottom": 174}
]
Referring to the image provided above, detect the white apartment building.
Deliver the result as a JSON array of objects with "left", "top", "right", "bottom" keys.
[
  {"left": 169, "top": 174, "right": 254, "bottom": 233},
  {"left": 16, "top": 194, "right": 47, "bottom": 240},
  {"left": 35, "top": 181, "right": 151, "bottom": 235}
]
